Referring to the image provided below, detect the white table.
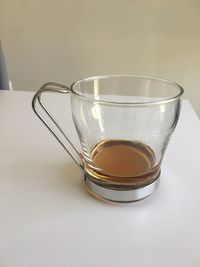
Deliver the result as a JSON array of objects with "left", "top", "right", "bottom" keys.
[{"left": 0, "top": 90, "right": 200, "bottom": 267}]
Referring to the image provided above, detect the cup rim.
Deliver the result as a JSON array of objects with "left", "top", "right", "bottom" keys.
[{"left": 70, "top": 74, "right": 184, "bottom": 106}]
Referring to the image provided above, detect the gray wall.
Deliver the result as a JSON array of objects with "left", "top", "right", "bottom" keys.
[{"left": 0, "top": 0, "right": 200, "bottom": 115}]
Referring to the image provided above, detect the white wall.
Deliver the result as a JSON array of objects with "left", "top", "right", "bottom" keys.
[{"left": 0, "top": 0, "right": 200, "bottom": 115}]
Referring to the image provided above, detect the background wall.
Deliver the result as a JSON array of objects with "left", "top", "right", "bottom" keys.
[{"left": 0, "top": 0, "right": 200, "bottom": 115}]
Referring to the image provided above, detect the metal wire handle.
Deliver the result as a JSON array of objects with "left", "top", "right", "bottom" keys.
[{"left": 32, "top": 82, "right": 83, "bottom": 169}]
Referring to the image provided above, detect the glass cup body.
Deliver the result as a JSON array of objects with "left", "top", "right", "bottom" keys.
[{"left": 71, "top": 75, "right": 183, "bottom": 188}]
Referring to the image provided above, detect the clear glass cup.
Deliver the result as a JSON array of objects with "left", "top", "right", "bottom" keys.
[{"left": 32, "top": 75, "right": 184, "bottom": 203}]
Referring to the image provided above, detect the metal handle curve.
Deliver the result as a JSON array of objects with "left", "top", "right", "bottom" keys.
[{"left": 32, "top": 82, "right": 83, "bottom": 169}]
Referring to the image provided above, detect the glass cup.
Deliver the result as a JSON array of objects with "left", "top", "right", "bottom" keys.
[{"left": 32, "top": 75, "right": 184, "bottom": 203}]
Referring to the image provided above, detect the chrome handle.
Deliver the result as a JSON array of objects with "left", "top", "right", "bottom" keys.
[{"left": 32, "top": 82, "right": 83, "bottom": 169}]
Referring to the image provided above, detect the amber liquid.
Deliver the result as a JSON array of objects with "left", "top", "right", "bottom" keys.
[{"left": 85, "top": 140, "right": 160, "bottom": 187}]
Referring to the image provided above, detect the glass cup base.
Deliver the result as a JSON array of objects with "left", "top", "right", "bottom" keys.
[{"left": 84, "top": 173, "right": 160, "bottom": 203}]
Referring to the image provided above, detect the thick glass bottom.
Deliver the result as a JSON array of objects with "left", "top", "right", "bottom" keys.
[{"left": 84, "top": 172, "right": 160, "bottom": 203}]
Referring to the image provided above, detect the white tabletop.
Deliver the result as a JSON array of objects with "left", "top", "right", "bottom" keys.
[{"left": 0, "top": 91, "right": 200, "bottom": 267}]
